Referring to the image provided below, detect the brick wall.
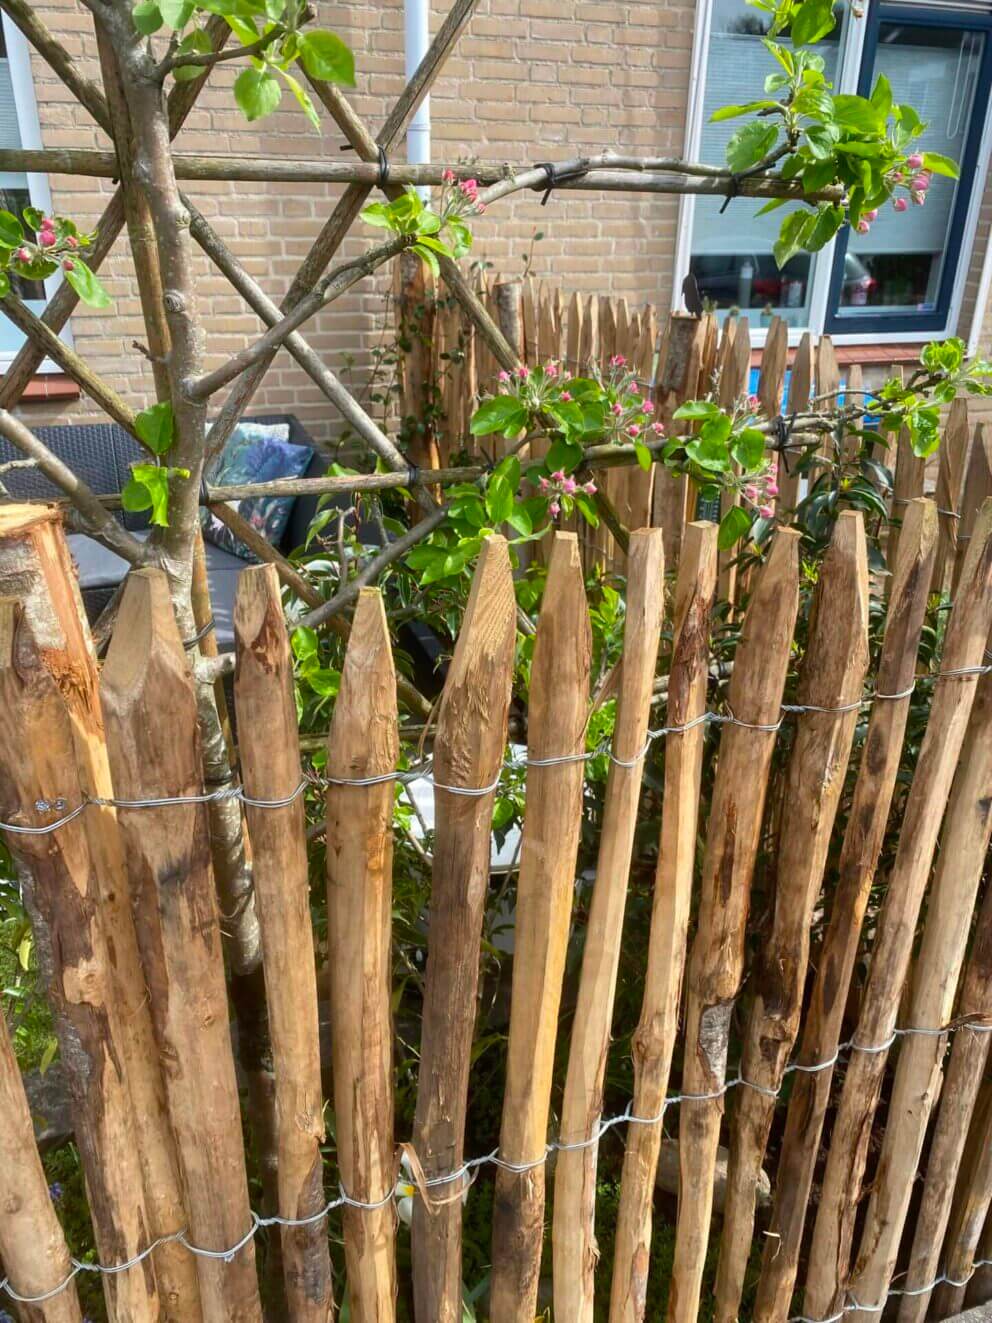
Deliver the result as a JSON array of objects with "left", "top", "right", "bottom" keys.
[{"left": 11, "top": 0, "right": 992, "bottom": 446}]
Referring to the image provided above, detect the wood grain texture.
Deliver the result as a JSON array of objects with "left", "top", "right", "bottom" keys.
[
  {"left": 932, "top": 397, "right": 969, "bottom": 594},
  {"left": 803, "top": 498, "right": 992, "bottom": 1322},
  {"left": 714, "top": 512, "right": 869, "bottom": 1323},
  {"left": 552, "top": 528, "right": 665, "bottom": 1323},
  {"left": 0, "top": 599, "right": 160, "bottom": 1322},
  {"left": 411, "top": 537, "right": 516, "bottom": 1323},
  {"left": 932, "top": 1085, "right": 992, "bottom": 1318},
  {"left": 0, "top": 1005, "right": 83, "bottom": 1323},
  {"left": 610, "top": 522, "right": 718, "bottom": 1323},
  {"left": 489, "top": 534, "right": 591, "bottom": 1323},
  {"left": 953, "top": 422, "right": 991, "bottom": 595},
  {"left": 234, "top": 565, "right": 333, "bottom": 1322},
  {"left": 325, "top": 588, "right": 400, "bottom": 1323},
  {"left": 667, "top": 528, "right": 801, "bottom": 1323},
  {"left": 101, "top": 569, "right": 262, "bottom": 1323},
  {"left": 753, "top": 499, "right": 938, "bottom": 1323},
  {"left": 777, "top": 331, "right": 813, "bottom": 514},
  {"left": 849, "top": 659, "right": 992, "bottom": 1321},
  {"left": 0, "top": 505, "right": 199, "bottom": 1320}
]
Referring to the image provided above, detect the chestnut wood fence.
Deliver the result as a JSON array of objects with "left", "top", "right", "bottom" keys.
[{"left": 2, "top": 495, "right": 992, "bottom": 1323}]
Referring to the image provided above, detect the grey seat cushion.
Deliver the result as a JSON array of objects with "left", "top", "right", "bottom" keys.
[{"left": 67, "top": 532, "right": 246, "bottom": 650}]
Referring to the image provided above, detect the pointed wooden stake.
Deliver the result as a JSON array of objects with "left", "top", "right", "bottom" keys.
[
  {"left": 326, "top": 587, "right": 400, "bottom": 1322},
  {"left": 234, "top": 564, "right": 334, "bottom": 1322},
  {"left": 553, "top": 527, "right": 666, "bottom": 1323},
  {"left": 490, "top": 533, "right": 591, "bottom": 1322},
  {"left": 411, "top": 536, "right": 516, "bottom": 1323},
  {"left": 101, "top": 569, "right": 263, "bottom": 1323},
  {"left": 610, "top": 522, "right": 718, "bottom": 1323},
  {"left": 667, "top": 528, "right": 801, "bottom": 1323}
]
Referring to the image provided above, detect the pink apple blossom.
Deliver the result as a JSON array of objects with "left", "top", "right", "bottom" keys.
[
  {"left": 563, "top": 477, "right": 577, "bottom": 495},
  {"left": 856, "top": 219, "right": 871, "bottom": 234},
  {"left": 498, "top": 369, "right": 511, "bottom": 383},
  {"left": 551, "top": 470, "right": 565, "bottom": 482},
  {"left": 759, "top": 504, "right": 774, "bottom": 519},
  {"left": 560, "top": 390, "right": 572, "bottom": 402},
  {"left": 516, "top": 365, "right": 529, "bottom": 379},
  {"left": 549, "top": 501, "right": 560, "bottom": 516},
  {"left": 906, "top": 152, "right": 923, "bottom": 169},
  {"left": 38, "top": 231, "right": 56, "bottom": 248},
  {"left": 893, "top": 197, "right": 908, "bottom": 213},
  {"left": 583, "top": 481, "right": 597, "bottom": 495},
  {"left": 628, "top": 423, "right": 641, "bottom": 437},
  {"left": 609, "top": 354, "right": 626, "bottom": 368},
  {"left": 864, "top": 209, "right": 878, "bottom": 222},
  {"left": 16, "top": 247, "right": 29, "bottom": 262},
  {"left": 651, "top": 421, "right": 664, "bottom": 435},
  {"left": 767, "top": 482, "right": 779, "bottom": 497},
  {"left": 611, "top": 401, "right": 623, "bottom": 416},
  {"left": 442, "top": 169, "right": 456, "bottom": 184},
  {"left": 62, "top": 258, "right": 74, "bottom": 271}
]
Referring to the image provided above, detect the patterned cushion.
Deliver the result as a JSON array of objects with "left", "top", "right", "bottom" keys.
[{"left": 201, "top": 421, "right": 313, "bottom": 561}]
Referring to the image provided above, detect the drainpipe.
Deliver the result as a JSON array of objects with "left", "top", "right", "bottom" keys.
[{"left": 405, "top": 0, "right": 431, "bottom": 201}]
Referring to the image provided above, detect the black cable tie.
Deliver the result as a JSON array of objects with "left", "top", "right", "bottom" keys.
[
  {"left": 339, "top": 143, "right": 356, "bottom": 152},
  {"left": 406, "top": 463, "right": 420, "bottom": 488},
  {"left": 719, "top": 174, "right": 742, "bottom": 215},
  {"left": 183, "top": 617, "right": 216, "bottom": 650},
  {"left": 200, "top": 475, "right": 211, "bottom": 507},
  {"left": 378, "top": 144, "right": 390, "bottom": 188},
  {"left": 535, "top": 161, "right": 589, "bottom": 206}
]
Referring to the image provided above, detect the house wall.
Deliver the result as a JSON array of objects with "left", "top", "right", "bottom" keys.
[{"left": 10, "top": 0, "right": 992, "bottom": 447}]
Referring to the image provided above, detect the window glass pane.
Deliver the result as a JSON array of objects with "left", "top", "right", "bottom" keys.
[
  {"left": 0, "top": 28, "right": 45, "bottom": 355},
  {"left": 835, "top": 22, "right": 984, "bottom": 320},
  {"left": 689, "top": 0, "right": 843, "bottom": 330}
]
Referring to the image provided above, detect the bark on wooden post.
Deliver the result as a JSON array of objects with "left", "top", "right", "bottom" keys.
[
  {"left": 803, "top": 498, "right": 992, "bottom": 1322},
  {"left": 610, "top": 522, "right": 718, "bottom": 1323},
  {"left": 932, "top": 397, "right": 969, "bottom": 594},
  {"left": 954, "top": 422, "right": 992, "bottom": 594},
  {"left": 752, "top": 498, "right": 938, "bottom": 1323},
  {"left": 233, "top": 565, "right": 333, "bottom": 1323},
  {"left": 0, "top": 504, "right": 199, "bottom": 1320},
  {"left": 0, "top": 600, "right": 160, "bottom": 1323},
  {"left": 654, "top": 316, "right": 707, "bottom": 568},
  {"left": 489, "top": 533, "right": 591, "bottom": 1322},
  {"left": 325, "top": 587, "right": 400, "bottom": 1322},
  {"left": 932, "top": 1086, "right": 992, "bottom": 1318},
  {"left": 667, "top": 528, "right": 801, "bottom": 1323},
  {"left": 396, "top": 250, "right": 441, "bottom": 475},
  {"left": 897, "top": 881, "right": 992, "bottom": 1323},
  {"left": 848, "top": 660, "right": 992, "bottom": 1320},
  {"left": 0, "top": 1008, "right": 83, "bottom": 1323},
  {"left": 411, "top": 536, "right": 516, "bottom": 1323},
  {"left": 552, "top": 527, "right": 666, "bottom": 1323},
  {"left": 101, "top": 569, "right": 263, "bottom": 1323},
  {"left": 714, "top": 512, "right": 869, "bottom": 1323}
]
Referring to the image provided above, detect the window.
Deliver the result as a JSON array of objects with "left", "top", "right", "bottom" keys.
[
  {"left": 679, "top": 0, "right": 992, "bottom": 342},
  {"left": 0, "top": 12, "right": 61, "bottom": 369}
]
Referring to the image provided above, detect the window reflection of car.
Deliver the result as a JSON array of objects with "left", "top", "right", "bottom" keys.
[{"left": 690, "top": 251, "right": 876, "bottom": 310}]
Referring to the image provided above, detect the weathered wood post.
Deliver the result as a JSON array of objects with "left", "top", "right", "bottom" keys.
[
  {"left": 325, "top": 587, "right": 400, "bottom": 1321},
  {"left": 234, "top": 565, "right": 334, "bottom": 1322},
  {"left": 101, "top": 569, "right": 263, "bottom": 1323}
]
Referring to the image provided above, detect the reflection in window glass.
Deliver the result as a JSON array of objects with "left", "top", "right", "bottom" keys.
[
  {"left": 689, "top": 0, "right": 842, "bottom": 330},
  {"left": 836, "top": 23, "right": 984, "bottom": 319},
  {"left": 0, "top": 22, "right": 46, "bottom": 356}
]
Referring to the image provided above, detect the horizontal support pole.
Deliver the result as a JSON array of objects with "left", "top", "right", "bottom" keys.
[{"left": 0, "top": 148, "right": 841, "bottom": 202}]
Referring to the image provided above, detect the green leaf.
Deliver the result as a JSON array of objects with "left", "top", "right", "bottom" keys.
[
  {"left": 790, "top": 0, "right": 836, "bottom": 47},
  {"left": 726, "top": 121, "right": 780, "bottom": 173},
  {"left": 773, "top": 208, "right": 815, "bottom": 267},
  {"left": 574, "top": 492, "right": 599, "bottom": 528},
  {"left": 0, "top": 211, "right": 23, "bottom": 248},
  {"left": 122, "top": 464, "right": 172, "bottom": 527},
  {"left": 634, "top": 440, "right": 653, "bottom": 471},
  {"left": 804, "top": 122, "right": 840, "bottom": 160},
  {"left": 159, "top": 0, "right": 195, "bottom": 27},
  {"left": 298, "top": 29, "right": 355, "bottom": 85},
  {"left": 470, "top": 395, "right": 528, "bottom": 438},
  {"left": 360, "top": 202, "right": 394, "bottom": 230},
  {"left": 132, "top": 1, "right": 164, "bottom": 34},
  {"left": 762, "top": 38, "right": 795, "bottom": 75},
  {"left": 700, "top": 414, "right": 732, "bottom": 446},
  {"left": 171, "top": 27, "right": 215, "bottom": 79},
  {"left": 446, "top": 216, "right": 473, "bottom": 259},
  {"left": 804, "top": 203, "right": 844, "bottom": 252},
  {"left": 134, "top": 400, "right": 175, "bottom": 455},
  {"left": 414, "top": 233, "right": 453, "bottom": 257},
  {"left": 292, "top": 625, "right": 319, "bottom": 661},
  {"left": 411, "top": 242, "right": 440, "bottom": 278},
  {"left": 486, "top": 473, "right": 515, "bottom": 524},
  {"left": 505, "top": 505, "right": 533, "bottom": 537},
  {"left": 710, "top": 100, "right": 779, "bottom": 122},
  {"left": 922, "top": 151, "right": 959, "bottom": 180},
  {"left": 673, "top": 400, "right": 721, "bottom": 421},
  {"left": 279, "top": 68, "right": 321, "bottom": 129},
  {"left": 832, "top": 94, "right": 884, "bottom": 134},
  {"left": 0, "top": 271, "right": 9, "bottom": 299},
  {"left": 731, "top": 426, "right": 766, "bottom": 470},
  {"left": 234, "top": 66, "right": 282, "bottom": 121},
  {"left": 64, "top": 260, "right": 111, "bottom": 309},
  {"left": 544, "top": 438, "right": 583, "bottom": 473},
  {"left": 870, "top": 72, "right": 893, "bottom": 118},
  {"left": 718, "top": 503, "right": 752, "bottom": 550}
]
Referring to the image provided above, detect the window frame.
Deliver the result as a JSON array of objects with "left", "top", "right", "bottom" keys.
[
  {"left": 0, "top": 11, "right": 66, "bottom": 374},
  {"left": 673, "top": 0, "right": 992, "bottom": 347}
]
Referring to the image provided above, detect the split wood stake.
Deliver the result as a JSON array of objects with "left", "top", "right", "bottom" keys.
[
  {"left": 757, "top": 316, "right": 787, "bottom": 420},
  {"left": 886, "top": 371, "right": 926, "bottom": 578},
  {"left": 489, "top": 533, "right": 591, "bottom": 1322},
  {"left": 714, "top": 511, "right": 869, "bottom": 1323},
  {"left": 777, "top": 331, "right": 813, "bottom": 514},
  {"left": 0, "top": 504, "right": 200, "bottom": 1320},
  {"left": 932, "top": 1085, "right": 992, "bottom": 1318},
  {"left": 932, "top": 397, "right": 969, "bottom": 594},
  {"left": 101, "top": 569, "right": 263, "bottom": 1323},
  {"left": 325, "top": 587, "right": 400, "bottom": 1322},
  {"left": 411, "top": 536, "right": 516, "bottom": 1323},
  {"left": 0, "top": 1004, "right": 83, "bottom": 1323},
  {"left": 0, "top": 599, "right": 160, "bottom": 1323},
  {"left": 841, "top": 363, "right": 864, "bottom": 465},
  {"left": 552, "top": 527, "right": 666, "bottom": 1323},
  {"left": 667, "top": 527, "right": 801, "bottom": 1323},
  {"left": 609, "top": 521, "right": 718, "bottom": 1323},
  {"left": 752, "top": 498, "right": 938, "bottom": 1323},
  {"left": 802, "top": 497, "right": 992, "bottom": 1322},
  {"left": 234, "top": 565, "right": 334, "bottom": 1323},
  {"left": 896, "top": 880, "right": 992, "bottom": 1323},
  {"left": 953, "top": 422, "right": 991, "bottom": 595},
  {"left": 396, "top": 251, "right": 441, "bottom": 475},
  {"left": 848, "top": 657, "right": 992, "bottom": 1321},
  {"left": 814, "top": 333, "right": 839, "bottom": 462},
  {"left": 654, "top": 316, "right": 706, "bottom": 569},
  {"left": 717, "top": 317, "right": 751, "bottom": 611}
]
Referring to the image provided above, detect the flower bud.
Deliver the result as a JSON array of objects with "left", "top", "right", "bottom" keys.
[
  {"left": 907, "top": 152, "right": 923, "bottom": 169},
  {"left": 893, "top": 196, "right": 908, "bottom": 213}
]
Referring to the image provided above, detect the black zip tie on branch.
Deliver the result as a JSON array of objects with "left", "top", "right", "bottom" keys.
[
  {"left": 406, "top": 463, "right": 420, "bottom": 488},
  {"left": 339, "top": 141, "right": 390, "bottom": 186},
  {"left": 535, "top": 161, "right": 590, "bottom": 206},
  {"left": 183, "top": 616, "right": 215, "bottom": 650},
  {"left": 719, "top": 172, "right": 742, "bottom": 214}
]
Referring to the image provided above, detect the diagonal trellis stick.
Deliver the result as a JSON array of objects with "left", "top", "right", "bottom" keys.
[{"left": 0, "top": 7, "right": 228, "bottom": 406}]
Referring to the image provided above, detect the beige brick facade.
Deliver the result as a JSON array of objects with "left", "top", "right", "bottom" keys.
[{"left": 9, "top": 0, "right": 992, "bottom": 445}]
